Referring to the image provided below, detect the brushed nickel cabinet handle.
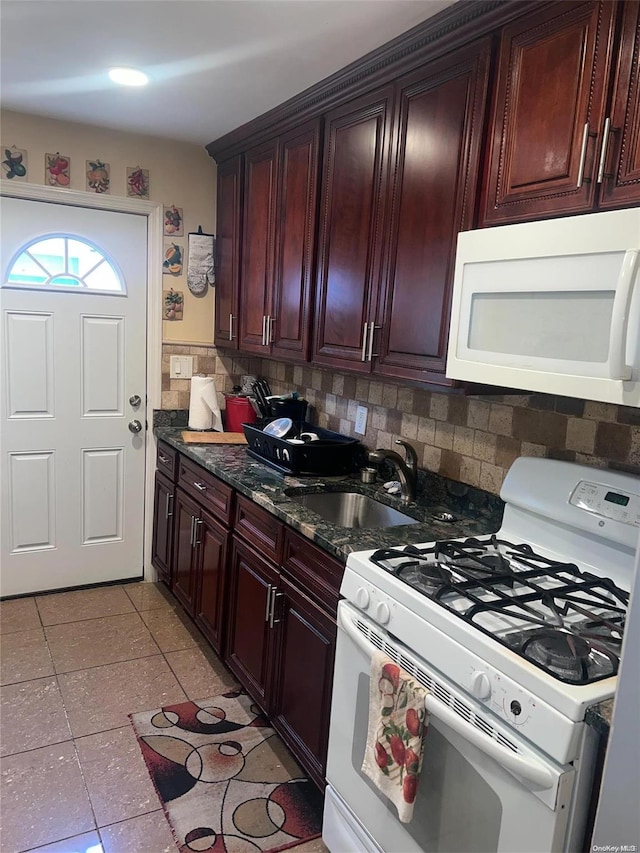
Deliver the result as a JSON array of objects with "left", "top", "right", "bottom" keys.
[
  {"left": 158, "top": 453, "right": 169, "bottom": 464},
  {"left": 577, "top": 122, "right": 590, "bottom": 188},
  {"left": 368, "top": 322, "right": 381, "bottom": 361},
  {"left": 597, "top": 117, "right": 612, "bottom": 184},
  {"left": 229, "top": 313, "right": 235, "bottom": 341},
  {"left": 361, "top": 322, "right": 369, "bottom": 362},
  {"left": 194, "top": 518, "right": 203, "bottom": 546},
  {"left": 189, "top": 515, "right": 196, "bottom": 547},
  {"left": 264, "top": 584, "right": 273, "bottom": 622},
  {"left": 165, "top": 492, "right": 174, "bottom": 519},
  {"left": 193, "top": 481, "right": 207, "bottom": 492},
  {"left": 269, "top": 591, "right": 284, "bottom": 628},
  {"left": 261, "top": 315, "right": 267, "bottom": 347},
  {"left": 268, "top": 316, "right": 276, "bottom": 343}
]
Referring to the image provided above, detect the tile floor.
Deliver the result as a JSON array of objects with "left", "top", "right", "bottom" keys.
[{"left": 0, "top": 582, "right": 328, "bottom": 853}]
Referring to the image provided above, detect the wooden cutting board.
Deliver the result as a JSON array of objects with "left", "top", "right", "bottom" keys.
[{"left": 181, "top": 431, "right": 247, "bottom": 445}]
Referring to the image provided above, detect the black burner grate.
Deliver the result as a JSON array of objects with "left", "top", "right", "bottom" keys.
[{"left": 369, "top": 535, "right": 627, "bottom": 684}]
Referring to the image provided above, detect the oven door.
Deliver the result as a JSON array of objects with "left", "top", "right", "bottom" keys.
[{"left": 324, "top": 602, "right": 576, "bottom": 853}]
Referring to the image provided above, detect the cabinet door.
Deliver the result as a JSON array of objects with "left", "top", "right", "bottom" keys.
[
  {"left": 376, "top": 38, "right": 492, "bottom": 385},
  {"left": 171, "top": 488, "right": 199, "bottom": 616},
  {"left": 151, "top": 471, "right": 174, "bottom": 585},
  {"left": 598, "top": 2, "right": 640, "bottom": 208},
  {"left": 270, "top": 120, "right": 320, "bottom": 363},
  {"left": 225, "top": 537, "right": 279, "bottom": 710},
  {"left": 481, "top": 1, "right": 617, "bottom": 224},
  {"left": 270, "top": 576, "right": 336, "bottom": 788},
  {"left": 195, "top": 508, "right": 229, "bottom": 655},
  {"left": 214, "top": 155, "right": 242, "bottom": 348},
  {"left": 239, "top": 140, "right": 278, "bottom": 353},
  {"left": 313, "top": 86, "right": 394, "bottom": 371}
]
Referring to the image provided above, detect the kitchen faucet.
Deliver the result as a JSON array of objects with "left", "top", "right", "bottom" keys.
[{"left": 367, "top": 439, "right": 417, "bottom": 504}]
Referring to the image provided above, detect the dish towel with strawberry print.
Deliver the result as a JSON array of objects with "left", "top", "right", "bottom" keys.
[{"left": 361, "top": 651, "right": 429, "bottom": 823}]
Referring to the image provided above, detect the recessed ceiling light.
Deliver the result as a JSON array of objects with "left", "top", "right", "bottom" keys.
[{"left": 108, "top": 67, "right": 149, "bottom": 87}]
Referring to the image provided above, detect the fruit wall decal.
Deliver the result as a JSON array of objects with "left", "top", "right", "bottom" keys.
[
  {"left": 163, "top": 242, "right": 183, "bottom": 276},
  {"left": 163, "top": 205, "right": 183, "bottom": 236},
  {"left": 86, "top": 159, "right": 110, "bottom": 194},
  {"left": 45, "top": 152, "right": 71, "bottom": 187},
  {"left": 163, "top": 288, "right": 184, "bottom": 321},
  {"left": 2, "top": 146, "right": 28, "bottom": 180},
  {"left": 127, "top": 166, "right": 150, "bottom": 199}
]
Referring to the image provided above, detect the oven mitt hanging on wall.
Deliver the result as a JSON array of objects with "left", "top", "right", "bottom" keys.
[
  {"left": 361, "top": 651, "right": 429, "bottom": 823},
  {"left": 187, "top": 231, "right": 215, "bottom": 295}
]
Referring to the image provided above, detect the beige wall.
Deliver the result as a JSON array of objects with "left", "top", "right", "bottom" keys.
[{"left": 1, "top": 109, "right": 217, "bottom": 344}]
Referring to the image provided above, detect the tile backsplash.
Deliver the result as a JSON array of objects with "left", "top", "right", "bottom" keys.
[{"left": 162, "top": 344, "right": 640, "bottom": 495}]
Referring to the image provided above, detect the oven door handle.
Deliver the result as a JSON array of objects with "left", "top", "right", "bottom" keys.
[
  {"left": 424, "top": 695, "right": 554, "bottom": 789},
  {"left": 338, "top": 606, "right": 555, "bottom": 791}
]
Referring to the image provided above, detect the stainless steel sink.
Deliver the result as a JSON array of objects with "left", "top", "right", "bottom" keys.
[{"left": 288, "top": 490, "right": 419, "bottom": 529}]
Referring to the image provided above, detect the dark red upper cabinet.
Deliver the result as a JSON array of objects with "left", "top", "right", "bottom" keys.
[
  {"left": 481, "top": 1, "right": 617, "bottom": 225},
  {"left": 313, "top": 86, "right": 394, "bottom": 372},
  {"left": 239, "top": 140, "right": 278, "bottom": 354},
  {"left": 376, "top": 37, "right": 492, "bottom": 385},
  {"left": 214, "top": 156, "right": 242, "bottom": 348},
  {"left": 271, "top": 121, "right": 320, "bottom": 363},
  {"left": 599, "top": 2, "right": 640, "bottom": 209}
]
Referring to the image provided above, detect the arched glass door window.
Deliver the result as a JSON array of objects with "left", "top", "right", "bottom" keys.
[{"left": 4, "top": 235, "right": 125, "bottom": 293}]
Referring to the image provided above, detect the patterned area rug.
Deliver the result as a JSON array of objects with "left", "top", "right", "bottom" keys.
[{"left": 130, "top": 689, "right": 323, "bottom": 853}]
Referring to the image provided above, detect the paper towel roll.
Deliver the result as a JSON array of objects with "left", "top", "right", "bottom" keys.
[{"left": 188, "top": 375, "right": 222, "bottom": 431}]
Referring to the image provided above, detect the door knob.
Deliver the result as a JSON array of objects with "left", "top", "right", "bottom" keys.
[
  {"left": 128, "top": 419, "right": 143, "bottom": 433},
  {"left": 129, "top": 395, "right": 141, "bottom": 407}
]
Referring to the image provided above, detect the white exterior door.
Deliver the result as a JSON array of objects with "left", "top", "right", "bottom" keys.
[{"left": 1, "top": 196, "right": 148, "bottom": 596}]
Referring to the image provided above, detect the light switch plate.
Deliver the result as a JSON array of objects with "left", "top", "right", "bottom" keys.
[
  {"left": 169, "top": 355, "right": 193, "bottom": 379},
  {"left": 355, "top": 405, "right": 368, "bottom": 435}
]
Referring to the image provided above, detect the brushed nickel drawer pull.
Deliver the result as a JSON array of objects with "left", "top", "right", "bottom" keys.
[
  {"left": 158, "top": 453, "right": 169, "bottom": 464},
  {"left": 193, "top": 481, "right": 207, "bottom": 492}
]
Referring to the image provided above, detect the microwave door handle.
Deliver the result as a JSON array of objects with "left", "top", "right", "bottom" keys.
[
  {"left": 609, "top": 250, "right": 639, "bottom": 380},
  {"left": 338, "top": 606, "right": 555, "bottom": 790},
  {"left": 423, "top": 695, "right": 555, "bottom": 790}
]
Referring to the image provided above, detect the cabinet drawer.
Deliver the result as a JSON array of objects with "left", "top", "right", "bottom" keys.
[
  {"left": 234, "top": 494, "right": 283, "bottom": 565},
  {"left": 281, "top": 529, "right": 343, "bottom": 615},
  {"left": 178, "top": 457, "right": 234, "bottom": 524},
  {"left": 156, "top": 440, "right": 178, "bottom": 481}
]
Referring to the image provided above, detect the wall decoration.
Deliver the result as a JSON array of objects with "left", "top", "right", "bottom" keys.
[
  {"left": 2, "top": 145, "right": 28, "bottom": 181},
  {"left": 163, "top": 205, "right": 183, "bottom": 236},
  {"left": 163, "top": 288, "right": 184, "bottom": 321},
  {"left": 187, "top": 227, "right": 215, "bottom": 295},
  {"left": 45, "top": 152, "right": 71, "bottom": 187},
  {"left": 163, "top": 242, "right": 183, "bottom": 275},
  {"left": 86, "top": 159, "right": 110, "bottom": 194},
  {"left": 126, "top": 166, "right": 150, "bottom": 199}
]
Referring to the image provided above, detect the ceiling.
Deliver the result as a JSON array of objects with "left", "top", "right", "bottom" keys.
[{"left": 1, "top": 0, "right": 454, "bottom": 147}]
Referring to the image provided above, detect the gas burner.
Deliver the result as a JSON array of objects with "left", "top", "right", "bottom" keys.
[{"left": 523, "top": 631, "right": 592, "bottom": 681}]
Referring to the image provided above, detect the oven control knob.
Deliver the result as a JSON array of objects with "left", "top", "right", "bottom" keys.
[
  {"left": 355, "top": 587, "right": 370, "bottom": 610},
  {"left": 470, "top": 670, "right": 491, "bottom": 700},
  {"left": 375, "top": 601, "right": 391, "bottom": 625}
]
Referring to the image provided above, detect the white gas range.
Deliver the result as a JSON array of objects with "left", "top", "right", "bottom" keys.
[{"left": 323, "top": 457, "right": 638, "bottom": 853}]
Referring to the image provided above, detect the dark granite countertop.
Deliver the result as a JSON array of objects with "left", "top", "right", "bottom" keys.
[
  {"left": 155, "top": 426, "right": 503, "bottom": 563},
  {"left": 585, "top": 699, "right": 613, "bottom": 737}
]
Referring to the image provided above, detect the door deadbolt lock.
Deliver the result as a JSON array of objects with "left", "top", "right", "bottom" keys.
[
  {"left": 129, "top": 395, "right": 142, "bottom": 407},
  {"left": 128, "top": 419, "right": 143, "bottom": 433}
]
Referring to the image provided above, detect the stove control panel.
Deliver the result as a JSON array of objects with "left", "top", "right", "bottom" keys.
[{"left": 571, "top": 480, "right": 640, "bottom": 526}]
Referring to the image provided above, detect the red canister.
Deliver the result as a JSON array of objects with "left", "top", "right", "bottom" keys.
[{"left": 224, "top": 395, "right": 257, "bottom": 432}]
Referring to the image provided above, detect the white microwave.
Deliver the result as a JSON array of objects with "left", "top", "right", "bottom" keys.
[{"left": 446, "top": 208, "right": 640, "bottom": 406}]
